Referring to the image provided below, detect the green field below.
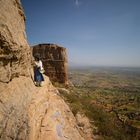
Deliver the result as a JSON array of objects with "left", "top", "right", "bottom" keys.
[{"left": 57, "top": 67, "right": 140, "bottom": 140}]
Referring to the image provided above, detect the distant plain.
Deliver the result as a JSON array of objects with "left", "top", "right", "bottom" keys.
[{"left": 59, "top": 66, "right": 140, "bottom": 140}]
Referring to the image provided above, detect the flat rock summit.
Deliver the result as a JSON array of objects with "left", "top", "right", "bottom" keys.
[
  {"left": 0, "top": 0, "right": 93, "bottom": 140},
  {"left": 32, "top": 44, "right": 68, "bottom": 84}
]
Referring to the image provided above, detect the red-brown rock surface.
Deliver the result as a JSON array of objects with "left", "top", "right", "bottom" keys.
[{"left": 32, "top": 44, "right": 68, "bottom": 84}]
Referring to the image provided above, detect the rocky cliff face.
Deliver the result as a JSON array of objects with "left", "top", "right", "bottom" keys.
[
  {"left": 32, "top": 44, "right": 68, "bottom": 84},
  {"left": 0, "top": 0, "right": 31, "bottom": 83},
  {"left": 0, "top": 76, "right": 88, "bottom": 140},
  {"left": 0, "top": 76, "right": 36, "bottom": 139},
  {"left": 0, "top": 0, "right": 93, "bottom": 140}
]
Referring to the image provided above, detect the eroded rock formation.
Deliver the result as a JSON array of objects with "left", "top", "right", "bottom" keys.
[
  {"left": 0, "top": 0, "right": 31, "bottom": 83},
  {"left": 0, "top": 0, "right": 93, "bottom": 140},
  {"left": 32, "top": 44, "right": 68, "bottom": 84}
]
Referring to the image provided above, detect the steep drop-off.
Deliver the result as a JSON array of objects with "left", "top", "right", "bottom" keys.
[{"left": 0, "top": 0, "right": 93, "bottom": 140}]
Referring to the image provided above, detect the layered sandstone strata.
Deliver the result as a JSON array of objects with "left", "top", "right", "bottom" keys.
[{"left": 32, "top": 44, "right": 68, "bottom": 84}]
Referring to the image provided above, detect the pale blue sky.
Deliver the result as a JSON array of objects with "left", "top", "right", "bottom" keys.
[{"left": 21, "top": 0, "right": 140, "bottom": 67}]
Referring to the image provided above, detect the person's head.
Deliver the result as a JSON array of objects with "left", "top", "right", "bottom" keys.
[{"left": 34, "top": 55, "right": 40, "bottom": 61}]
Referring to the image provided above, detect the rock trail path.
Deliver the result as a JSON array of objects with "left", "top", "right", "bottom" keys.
[{"left": 28, "top": 76, "right": 85, "bottom": 140}]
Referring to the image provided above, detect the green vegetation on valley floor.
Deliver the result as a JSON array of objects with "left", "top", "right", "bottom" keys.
[{"left": 55, "top": 67, "right": 140, "bottom": 140}]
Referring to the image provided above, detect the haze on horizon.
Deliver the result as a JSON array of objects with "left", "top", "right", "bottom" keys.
[{"left": 21, "top": 0, "right": 140, "bottom": 67}]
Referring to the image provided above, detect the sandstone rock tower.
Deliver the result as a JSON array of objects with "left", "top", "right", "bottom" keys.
[{"left": 32, "top": 44, "right": 68, "bottom": 84}]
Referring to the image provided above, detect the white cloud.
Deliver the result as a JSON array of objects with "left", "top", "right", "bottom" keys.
[{"left": 75, "top": 0, "right": 80, "bottom": 7}]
